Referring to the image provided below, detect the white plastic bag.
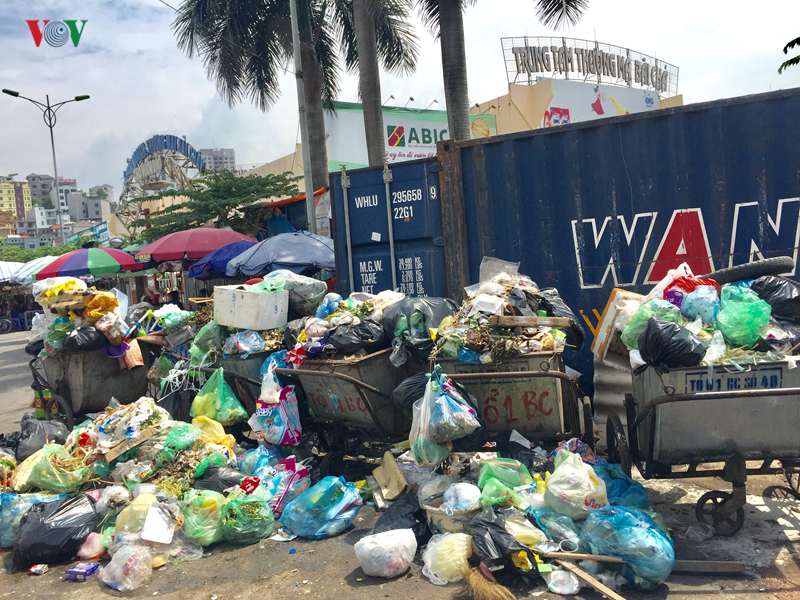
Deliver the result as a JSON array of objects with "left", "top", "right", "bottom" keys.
[
  {"left": 28, "top": 313, "right": 48, "bottom": 343},
  {"left": 410, "top": 380, "right": 450, "bottom": 467},
  {"left": 703, "top": 331, "right": 726, "bottom": 365},
  {"left": 544, "top": 449, "right": 608, "bottom": 519},
  {"left": 354, "top": 529, "right": 417, "bottom": 578},
  {"left": 542, "top": 569, "right": 582, "bottom": 595},
  {"left": 99, "top": 545, "right": 153, "bottom": 591},
  {"left": 642, "top": 262, "right": 693, "bottom": 303},
  {"left": 615, "top": 298, "right": 643, "bottom": 333},
  {"left": 417, "top": 474, "right": 452, "bottom": 504},
  {"left": 259, "top": 361, "right": 282, "bottom": 405},
  {"left": 442, "top": 483, "right": 481, "bottom": 511},
  {"left": 422, "top": 533, "right": 472, "bottom": 585}
]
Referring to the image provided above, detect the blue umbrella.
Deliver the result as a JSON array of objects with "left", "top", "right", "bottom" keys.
[
  {"left": 188, "top": 240, "right": 257, "bottom": 278},
  {"left": 226, "top": 231, "right": 335, "bottom": 277}
]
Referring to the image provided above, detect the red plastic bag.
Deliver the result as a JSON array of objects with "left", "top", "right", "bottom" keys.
[{"left": 664, "top": 276, "right": 720, "bottom": 308}]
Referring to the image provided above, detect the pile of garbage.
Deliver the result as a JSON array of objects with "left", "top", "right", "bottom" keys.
[
  {"left": 432, "top": 258, "right": 585, "bottom": 364},
  {"left": 27, "top": 276, "right": 194, "bottom": 366},
  {"left": 610, "top": 262, "right": 800, "bottom": 372}
]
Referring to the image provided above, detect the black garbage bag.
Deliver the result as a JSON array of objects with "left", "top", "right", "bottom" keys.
[
  {"left": 157, "top": 388, "right": 196, "bottom": 423},
  {"left": 0, "top": 430, "right": 21, "bottom": 458},
  {"left": 283, "top": 317, "right": 308, "bottom": 350},
  {"left": 636, "top": 318, "right": 706, "bottom": 374},
  {"left": 469, "top": 507, "right": 528, "bottom": 569},
  {"left": 531, "top": 288, "right": 585, "bottom": 351},
  {"left": 125, "top": 302, "right": 154, "bottom": 327},
  {"left": 12, "top": 494, "right": 100, "bottom": 571},
  {"left": 392, "top": 373, "right": 428, "bottom": 417},
  {"left": 328, "top": 321, "right": 389, "bottom": 356},
  {"left": 24, "top": 339, "right": 44, "bottom": 357},
  {"left": 498, "top": 440, "right": 554, "bottom": 476},
  {"left": 193, "top": 465, "right": 245, "bottom": 493},
  {"left": 16, "top": 413, "right": 69, "bottom": 462},
  {"left": 756, "top": 318, "right": 800, "bottom": 354},
  {"left": 62, "top": 326, "right": 110, "bottom": 352},
  {"left": 752, "top": 276, "right": 800, "bottom": 323},
  {"left": 382, "top": 297, "right": 458, "bottom": 366},
  {"left": 372, "top": 491, "right": 431, "bottom": 544}
]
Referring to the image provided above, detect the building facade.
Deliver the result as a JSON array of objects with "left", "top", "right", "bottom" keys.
[
  {"left": 67, "top": 191, "right": 112, "bottom": 222},
  {"left": 0, "top": 210, "right": 15, "bottom": 239},
  {"left": 51, "top": 178, "right": 77, "bottom": 211},
  {"left": 89, "top": 184, "right": 114, "bottom": 200},
  {"left": 199, "top": 148, "right": 236, "bottom": 171},
  {"left": 26, "top": 173, "right": 54, "bottom": 202},
  {"left": 0, "top": 179, "right": 33, "bottom": 218}
]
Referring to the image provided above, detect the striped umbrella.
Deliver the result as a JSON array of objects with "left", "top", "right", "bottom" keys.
[
  {"left": 35, "top": 248, "right": 143, "bottom": 280},
  {"left": 10, "top": 256, "right": 57, "bottom": 289},
  {"left": 0, "top": 261, "right": 24, "bottom": 283}
]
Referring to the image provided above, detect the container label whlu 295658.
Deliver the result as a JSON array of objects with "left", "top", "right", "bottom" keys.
[{"left": 683, "top": 366, "right": 784, "bottom": 393}]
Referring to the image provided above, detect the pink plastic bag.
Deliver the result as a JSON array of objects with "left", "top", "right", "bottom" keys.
[
  {"left": 255, "top": 386, "right": 302, "bottom": 446},
  {"left": 255, "top": 456, "right": 311, "bottom": 518}
]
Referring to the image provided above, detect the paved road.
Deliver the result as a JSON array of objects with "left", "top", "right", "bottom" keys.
[{"left": 0, "top": 330, "right": 34, "bottom": 435}]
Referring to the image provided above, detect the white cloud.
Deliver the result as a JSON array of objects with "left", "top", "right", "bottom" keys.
[{"left": 0, "top": 0, "right": 798, "bottom": 197}]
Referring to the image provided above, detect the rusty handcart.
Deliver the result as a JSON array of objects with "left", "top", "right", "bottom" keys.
[{"left": 607, "top": 361, "right": 800, "bottom": 535}]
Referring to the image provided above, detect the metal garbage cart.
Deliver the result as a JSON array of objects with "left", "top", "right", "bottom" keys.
[
  {"left": 437, "top": 351, "right": 593, "bottom": 448},
  {"left": 607, "top": 361, "right": 800, "bottom": 535}
]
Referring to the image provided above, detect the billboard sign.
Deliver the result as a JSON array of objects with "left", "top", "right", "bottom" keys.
[
  {"left": 540, "top": 78, "right": 659, "bottom": 127},
  {"left": 67, "top": 221, "right": 108, "bottom": 244}
]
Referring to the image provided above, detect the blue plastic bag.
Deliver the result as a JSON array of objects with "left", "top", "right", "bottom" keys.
[
  {"left": 281, "top": 476, "right": 363, "bottom": 539},
  {"left": 223, "top": 330, "right": 265, "bottom": 359},
  {"left": 680, "top": 286, "right": 720, "bottom": 326},
  {"left": 0, "top": 492, "right": 69, "bottom": 547},
  {"left": 238, "top": 444, "right": 284, "bottom": 475},
  {"left": 580, "top": 506, "right": 674, "bottom": 592},
  {"left": 457, "top": 347, "right": 482, "bottom": 364},
  {"left": 429, "top": 393, "right": 480, "bottom": 443},
  {"left": 531, "top": 506, "right": 581, "bottom": 548},
  {"left": 260, "top": 350, "right": 289, "bottom": 377},
  {"left": 316, "top": 293, "right": 342, "bottom": 319},
  {"left": 592, "top": 463, "right": 650, "bottom": 510}
]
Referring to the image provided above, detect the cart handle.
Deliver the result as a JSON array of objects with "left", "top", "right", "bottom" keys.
[
  {"left": 446, "top": 370, "right": 574, "bottom": 384},
  {"left": 632, "top": 386, "right": 800, "bottom": 430},
  {"left": 274, "top": 368, "right": 391, "bottom": 399},
  {"left": 184, "top": 365, "right": 263, "bottom": 388}
]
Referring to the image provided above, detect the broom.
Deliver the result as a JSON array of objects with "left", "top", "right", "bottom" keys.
[{"left": 458, "top": 567, "right": 516, "bottom": 600}]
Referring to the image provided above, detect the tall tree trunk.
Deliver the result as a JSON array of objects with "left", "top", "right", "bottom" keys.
[
  {"left": 297, "top": 0, "right": 330, "bottom": 195},
  {"left": 353, "top": 0, "right": 385, "bottom": 167},
  {"left": 438, "top": 0, "right": 470, "bottom": 141}
]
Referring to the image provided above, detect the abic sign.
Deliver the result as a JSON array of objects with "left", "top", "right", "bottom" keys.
[{"left": 501, "top": 37, "right": 679, "bottom": 97}]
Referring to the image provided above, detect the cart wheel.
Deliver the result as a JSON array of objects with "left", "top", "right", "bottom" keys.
[
  {"left": 783, "top": 460, "right": 800, "bottom": 495},
  {"left": 319, "top": 451, "right": 345, "bottom": 478},
  {"left": 582, "top": 401, "right": 594, "bottom": 450},
  {"left": 0, "top": 319, "right": 11, "bottom": 334},
  {"left": 695, "top": 491, "right": 745, "bottom": 536},
  {"left": 44, "top": 394, "right": 74, "bottom": 430},
  {"left": 606, "top": 413, "right": 631, "bottom": 477}
]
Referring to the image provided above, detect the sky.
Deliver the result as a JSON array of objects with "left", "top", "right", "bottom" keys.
[{"left": 0, "top": 0, "right": 798, "bottom": 200}]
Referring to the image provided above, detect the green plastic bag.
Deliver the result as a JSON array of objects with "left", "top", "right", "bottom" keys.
[
  {"left": 194, "top": 452, "right": 227, "bottom": 478},
  {"left": 182, "top": 489, "right": 227, "bottom": 546},
  {"left": 477, "top": 459, "right": 534, "bottom": 489},
  {"left": 189, "top": 368, "right": 247, "bottom": 426},
  {"left": 189, "top": 321, "right": 226, "bottom": 365},
  {"left": 717, "top": 285, "right": 771, "bottom": 346},
  {"left": 221, "top": 486, "right": 275, "bottom": 545},
  {"left": 479, "top": 478, "right": 530, "bottom": 511},
  {"left": 26, "top": 444, "right": 89, "bottom": 494},
  {"left": 248, "top": 279, "right": 286, "bottom": 293},
  {"left": 621, "top": 300, "right": 682, "bottom": 349},
  {"left": 155, "top": 424, "right": 201, "bottom": 468}
]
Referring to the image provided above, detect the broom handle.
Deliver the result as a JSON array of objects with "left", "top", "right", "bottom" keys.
[{"left": 540, "top": 552, "right": 625, "bottom": 564}]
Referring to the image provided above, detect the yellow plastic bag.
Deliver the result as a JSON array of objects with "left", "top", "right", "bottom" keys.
[
  {"left": 192, "top": 416, "right": 236, "bottom": 452},
  {"left": 115, "top": 493, "right": 157, "bottom": 535},
  {"left": 504, "top": 515, "right": 548, "bottom": 546},
  {"left": 10, "top": 449, "right": 42, "bottom": 493},
  {"left": 422, "top": 533, "right": 472, "bottom": 585},
  {"left": 83, "top": 292, "right": 120, "bottom": 321}
]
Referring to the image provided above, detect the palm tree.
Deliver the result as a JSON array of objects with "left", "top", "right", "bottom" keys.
[
  {"left": 779, "top": 36, "right": 800, "bottom": 73},
  {"left": 172, "top": 0, "right": 417, "bottom": 190},
  {"left": 418, "top": 0, "right": 588, "bottom": 141}
]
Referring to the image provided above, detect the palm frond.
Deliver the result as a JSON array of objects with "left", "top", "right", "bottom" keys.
[
  {"left": 374, "top": 0, "right": 419, "bottom": 75},
  {"left": 784, "top": 36, "right": 800, "bottom": 54},
  {"left": 534, "top": 0, "right": 588, "bottom": 30},
  {"left": 311, "top": 3, "right": 343, "bottom": 111},
  {"left": 779, "top": 54, "right": 800, "bottom": 74}
]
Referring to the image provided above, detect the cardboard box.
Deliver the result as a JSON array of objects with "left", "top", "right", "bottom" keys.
[
  {"left": 590, "top": 288, "right": 644, "bottom": 372},
  {"left": 213, "top": 286, "right": 289, "bottom": 331}
]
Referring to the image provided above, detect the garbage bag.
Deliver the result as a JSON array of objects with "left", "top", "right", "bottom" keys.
[
  {"left": 372, "top": 491, "right": 431, "bottom": 544},
  {"left": 498, "top": 440, "right": 554, "bottom": 476},
  {"left": 417, "top": 474, "right": 453, "bottom": 505},
  {"left": 238, "top": 444, "right": 283, "bottom": 475},
  {"left": 194, "top": 452, "right": 228, "bottom": 478},
  {"left": 99, "top": 544, "right": 152, "bottom": 591},
  {"left": 637, "top": 318, "right": 706, "bottom": 373},
  {"left": 0, "top": 492, "right": 69, "bottom": 547},
  {"left": 281, "top": 476, "right": 363, "bottom": 539},
  {"left": 283, "top": 317, "right": 309, "bottom": 349},
  {"left": 83, "top": 291, "right": 120, "bottom": 321},
  {"left": 154, "top": 423, "right": 201, "bottom": 468},
  {"left": 680, "top": 285, "right": 720, "bottom": 326},
  {"left": 181, "top": 489, "right": 227, "bottom": 547},
  {"left": 422, "top": 532, "right": 473, "bottom": 585},
  {"left": 115, "top": 493, "right": 157, "bottom": 535},
  {"left": 356, "top": 528, "right": 418, "bottom": 578},
  {"left": 478, "top": 458, "right": 534, "bottom": 489},
  {"left": 580, "top": 506, "right": 675, "bottom": 592},
  {"left": 328, "top": 321, "right": 389, "bottom": 355},
  {"left": 531, "top": 506, "right": 581, "bottom": 547},
  {"left": 717, "top": 285, "right": 772, "bottom": 346},
  {"left": 12, "top": 494, "right": 100, "bottom": 571},
  {"left": 620, "top": 300, "right": 682, "bottom": 349},
  {"left": 157, "top": 388, "right": 196, "bottom": 423},
  {"left": 193, "top": 465, "right": 245, "bottom": 493},
  {"left": 190, "top": 367, "right": 247, "bottom": 426},
  {"left": 316, "top": 293, "right": 342, "bottom": 319},
  {"left": 428, "top": 368, "right": 480, "bottom": 443},
  {"left": 442, "top": 483, "right": 482, "bottom": 512},
  {"left": 62, "top": 326, "right": 111, "bottom": 352},
  {"left": 392, "top": 373, "right": 427, "bottom": 417},
  {"left": 504, "top": 513, "right": 547, "bottom": 546},
  {"left": 663, "top": 275, "right": 720, "bottom": 309},
  {"left": 222, "top": 330, "right": 265, "bottom": 359},
  {"left": 95, "top": 312, "right": 130, "bottom": 346},
  {"left": 751, "top": 276, "right": 800, "bottom": 323},
  {"left": 410, "top": 376, "right": 451, "bottom": 467},
  {"left": 254, "top": 384, "right": 302, "bottom": 446},
  {"left": 531, "top": 288, "right": 585, "bottom": 351},
  {"left": 593, "top": 463, "right": 650, "bottom": 510},
  {"left": 191, "top": 320, "right": 226, "bottom": 354},
  {"left": 382, "top": 298, "right": 458, "bottom": 366},
  {"left": 192, "top": 416, "right": 236, "bottom": 451},
  {"left": 544, "top": 449, "right": 608, "bottom": 520},
  {"left": 25, "top": 443, "right": 90, "bottom": 494},
  {"left": 221, "top": 486, "right": 275, "bottom": 545},
  {"left": 468, "top": 507, "right": 527, "bottom": 568},
  {"left": 480, "top": 478, "right": 530, "bottom": 510},
  {"left": 16, "top": 413, "right": 68, "bottom": 462},
  {"left": 255, "top": 456, "right": 311, "bottom": 518},
  {"left": 263, "top": 270, "right": 327, "bottom": 317},
  {"left": 125, "top": 302, "right": 154, "bottom": 327}
]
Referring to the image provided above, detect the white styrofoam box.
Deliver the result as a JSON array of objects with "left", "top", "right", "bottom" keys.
[{"left": 213, "top": 286, "right": 289, "bottom": 331}]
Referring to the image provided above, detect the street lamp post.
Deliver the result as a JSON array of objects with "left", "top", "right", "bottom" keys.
[{"left": 2, "top": 89, "right": 89, "bottom": 246}]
